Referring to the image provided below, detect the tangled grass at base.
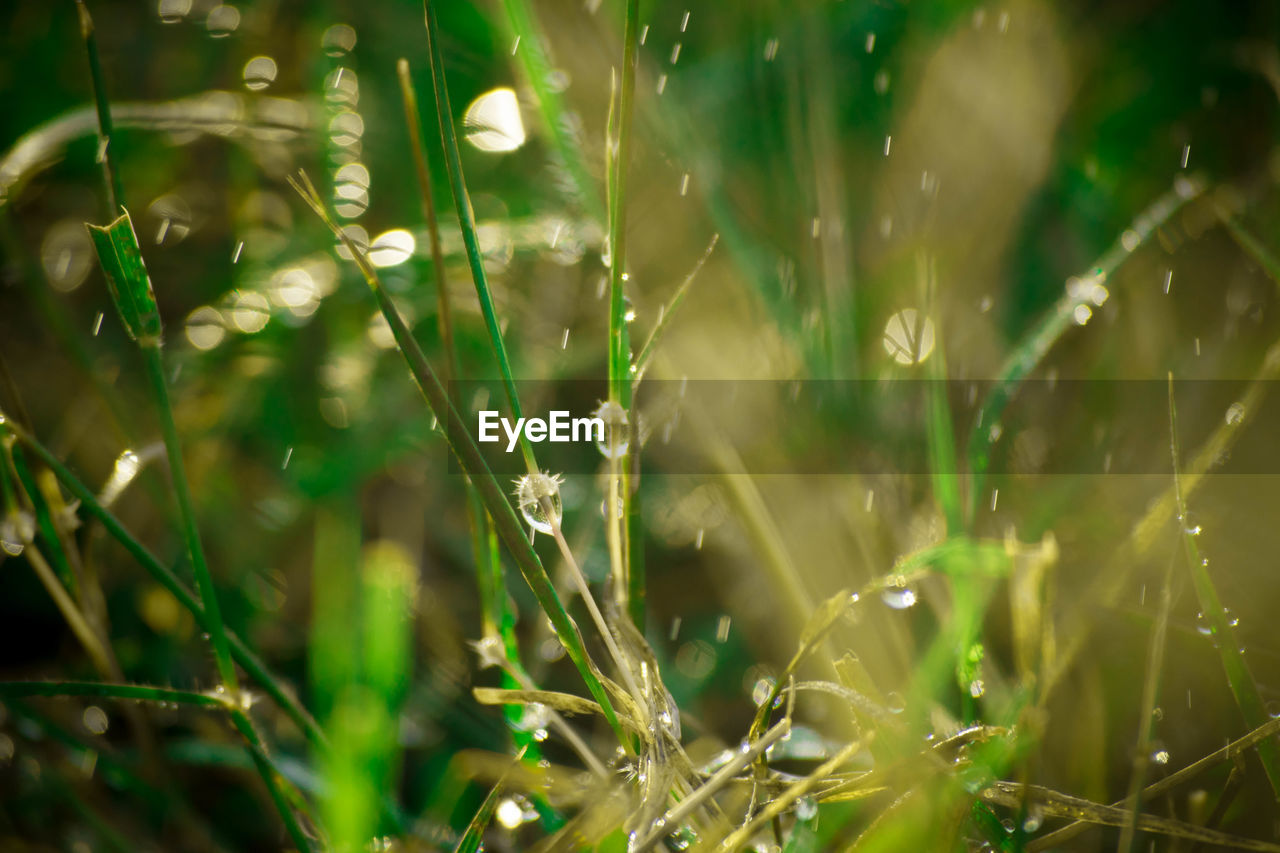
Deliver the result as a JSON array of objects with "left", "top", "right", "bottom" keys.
[{"left": 3, "top": 1, "right": 1280, "bottom": 851}]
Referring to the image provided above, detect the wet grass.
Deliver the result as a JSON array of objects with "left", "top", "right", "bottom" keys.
[{"left": 3, "top": 1, "right": 1280, "bottom": 852}]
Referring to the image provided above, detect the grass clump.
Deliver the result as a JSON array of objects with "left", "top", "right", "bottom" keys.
[{"left": 4, "top": 1, "right": 1280, "bottom": 852}]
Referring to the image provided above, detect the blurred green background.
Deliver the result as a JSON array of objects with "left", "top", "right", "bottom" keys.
[{"left": 3, "top": 0, "right": 1280, "bottom": 850}]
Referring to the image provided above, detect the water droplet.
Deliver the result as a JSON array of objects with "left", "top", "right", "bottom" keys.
[
  {"left": 329, "top": 111, "right": 364, "bottom": 147},
  {"left": 677, "top": 640, "right": 716, "bottom": 680},
  {"left": 795, "top": 796, "right": 818, "bottom": 821},
  {"left": 242, "top": 56, "right": 278, "bottom": 91},
  {"left": 495, "top": 797, "right": 524, "bottom": 830},
  {"left": 593, "top": 401, "right": 630, "bottom": 459},
  {"left": 147, "top": 193, "right": 192, "bottom": 245},
  {"left": 464, "top": 88, "right": 526, "bottom": 153},
  {"left": 321, "top": 23, "right": 357, "bottom": 56},
  {"left": 82, "top": 706, "right": 109, "bottom": 735},
  {"left": 1121, "top": 229, "right": 1141, "bottom": 252},
  {"left": 1022, "top": 806, "right": 1044, "bottom": 833},
  {"left": 885, "top": 691, "right": 906, "bottom": 714},
  {"left": 600, "top": 496, "right": 624, "bottom": 520},
  {"left": 1152, "top": 749, "right": 1170, "bottom": 765},
  {"left": 41, "top": 220, "right": 93, "bottom": 292},
  {"left": 368, "top": 229, "right": 416, "bottom": 268},
  {"left": 514, "top": 471, "right": 564, "bottom": 535},
  {"left": 1196, "top": 612, "right": 1213, "bottom": 636},
  {"left": 880, "top": 581, "right": 917, "bottom": 610},
  {"left": 1226, "top": 402, "right": 1245, "bottom": 425},
  {"left": 748, "top": 677, "right": 775, "bottom": 707},
  {"left": 185, "top": 306, "right": 226, "bottom": 350},
  {"left": 969, "top": 679, "right": 986, "bottom": 698},
  {"left": 205, "top": 4, "right": 240, "bottom": 36},
  {"left": 157, "top": 0, "right": 191, "bottom": 24},
  {"left": 229, "top": 291, "right": 270, "bottom": 333},
  {"left": 1073, "top": 303, "right": 1093, "bottom": 325},
  {"left": 882, "top": 309, "right": 935, "bottom": 366},
  {"left": 1152, "top": 706, "right": 1164, "bottom": 721}
]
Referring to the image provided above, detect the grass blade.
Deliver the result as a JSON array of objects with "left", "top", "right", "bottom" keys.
[
  {"left": 497, "top": 0, "right": 605, "bottom": 224},
  {"left": 1169, "top": 374, "right": 1280, "bottom": 799},
  {"left": 0, "top": 681, "right": 313, "bottom": 851},
  {"left": 286, "top": 172, "right": 627, "bottom": 745},
  {"left": 86, "top": 209, "right": 238, "bottom": 693},
  {"left": 632, "top": 233, "right": 718, "bottom": 388},
  {"left": 966, "top": 177, "right": 1205, "bottom": 524},
  {"left": 74, "top": 0, "right": 124, "bottom": 217},
  {"left": 0, "top": 416, "right": 325, "bottom": 748},
  {"left": 422, "top": 2, "right": 536, "bottom": 472}
]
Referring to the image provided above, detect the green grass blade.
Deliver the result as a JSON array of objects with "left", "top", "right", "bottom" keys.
[
  {"left": 422, "top": 2, "right": 536, "bottom": 471},
  {"left": 0, "top": 682, "right": 314, "bottom": 851},
  {"left": 74, "top": 0, "right": 124, "bottom": 216},
  {"left": 86, "top": 208, "right": 236, "bottom": 692},
  {"left": 497, "top": 0, "right": 605, "bottom": 224},
  {"left": 8, "top": 443, "right": 78, "bottom": 598},
  {"left": 84, "top": 212, "right": 161, "bottom": 346},
  {"left": 1169, "top": 374, "right": 1280, "bottom": 799},
  {"left": 966, "top": 177, "right": 1205, "bottom": 524},
  {"left": 632, "top": 233, "right": 718, "bottom": 388},
  {"left": 287, "top": 173, "right": 627, "bottom": 746},
  {"left": 0, "top": 417, "right": 326, "bottom": 749},
  {"left": 397, "top": 57, "right": 459, "bottom": 388},
  {"left": 0, "top": 680, "right": 227, "bottom": 708}
]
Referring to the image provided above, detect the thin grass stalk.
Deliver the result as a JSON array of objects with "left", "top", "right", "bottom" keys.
[
  {"left": 0, "top": 681, "right": 312, "bottom": 851},
  {"left": 422, "top": 1, "right": 536, "bottom": 472},
  {"left": 138, "top": 345, "right": 238, "bottom": 691},
  {"left": 397, "top": 58, "right": 457, "bottom": 387},
  {"left": 0, "top": 417, "right": 325, "bottom": 748},
  {"left": 399, "top": 58, "right": 535, "bottom": 752},
  {"left": 287, "top": 173, "right": 627, "bottom": 745},
  {"left": 498, "top": 0, "right": 605, "bottom": 225},
  {"left": 966, "top": 177, "right": 1204, "bottom": 525},
  {"left": 1117, "top": 551, "right": 1175, "bottom": 853},
  {"left": 1169, "top": 374, "right": 1280, "bottom": 799},
  {"left": 1027, "top": 716, "right": 1280, "bottom": 851},
  {"left": 74, "top": 0, "right": 124, "bottom": 217},
  {"left": 609, "top": 0, "right": 643, "bottom": 626}
]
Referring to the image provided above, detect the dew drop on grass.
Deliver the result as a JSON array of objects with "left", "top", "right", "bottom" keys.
[
  {"left": 795, "top": 797, "right": 818, "bottom": 821},
  {"left": 321, "top": 23, "right": 357, "bottom": 57},
  {"left": 880, "top": 582, "right": 917, "bottom": 610},
  {"left": 495, "top": 797, "right": 524, "bottom": 830},
  {"left": 514, "top": 471, "right": 563, "bottom": 535},
  {"left": 1152, "top": 749, "right": 1170, "bottom": 765},
  {"left": 751, "top": 678, "right": 775, "bottom": 707},
  {"left": 1022, "top": 806, "right": 1044, "bottom": 833},
  {"left": 969, "top": 679, "right": 986, "bottom": 698},
  {"left": 885, "top": 691, "right": 906, "bottom": 714},
  {"left": 593, "top": 401, "right": 630, "bottom": 459},
  {"left": 1195, "top": 612, "right": 1213, "bottom": 636},
  {"left": 1226, "top": 402, "right": 1245, "bottom": 425},
  {"left": 242, "top": 56, "right": 278, "bottom": 91}
]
